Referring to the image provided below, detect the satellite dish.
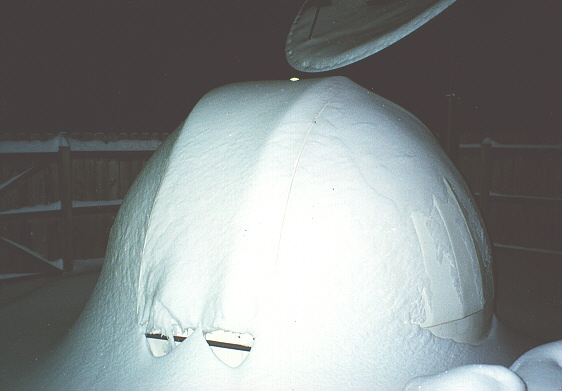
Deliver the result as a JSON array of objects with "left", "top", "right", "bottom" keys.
[{"left": 286, "top": 0, "right": 456, "bottom": 72}]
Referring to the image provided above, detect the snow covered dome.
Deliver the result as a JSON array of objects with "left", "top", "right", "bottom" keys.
[{"left": 13, "top": 77, "right": 532, "bottom": 389}]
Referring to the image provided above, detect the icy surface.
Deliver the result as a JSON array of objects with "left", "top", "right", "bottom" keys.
[
  {"left": 286, "top": 0, "right": 455, "bottom": 72},
  {"left": 2, "top": 77, "right": 544, "bottom": 389}
]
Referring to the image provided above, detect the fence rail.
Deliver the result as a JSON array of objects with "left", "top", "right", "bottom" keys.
[
  {"left": 461, "top": 138, "right": 561, "bottom": 259},
  {"left": 474, "top": 192, "right": 562, "bottom": 207}
]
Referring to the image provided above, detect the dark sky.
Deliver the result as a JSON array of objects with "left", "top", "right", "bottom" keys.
[{"left": 1, "top": 0, "right": 560, "bottom": 139}]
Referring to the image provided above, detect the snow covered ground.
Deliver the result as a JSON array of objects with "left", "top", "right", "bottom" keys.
[
  {"left": 2, "top": 260, "right": 561, "bottom": 389},
  {"left": 0, "top": 261, "right": 102, "bottom": 382}
]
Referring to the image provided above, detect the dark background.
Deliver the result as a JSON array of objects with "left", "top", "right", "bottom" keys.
[{"left": 1, "top": 0, "right": 560, "bottom": 140}]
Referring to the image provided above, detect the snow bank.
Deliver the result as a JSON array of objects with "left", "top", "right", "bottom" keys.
[
  {"left": 405, "top": 340, "right": 562, "bottom": 390},
  {"left": 404, "top": 364, "right": 526, "bottom": 390},
  {"left": 4, "top": 77, "right": 541, "bottom": 390},
  {"left": 510, "top": 340, "right": 562, "bottom": 390}
]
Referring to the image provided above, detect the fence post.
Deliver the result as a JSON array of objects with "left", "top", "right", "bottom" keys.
[
  {"left": 445, "top": 66, "right": 460, "bottom": 166},
  {"left": 480, "top": 138, "right": 492, "bottom": 218},
  {"left": 58, "top": 135, "right": 73, "bottom": 273}
]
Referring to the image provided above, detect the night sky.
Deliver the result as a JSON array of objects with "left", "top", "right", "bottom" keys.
[{"left": 1, "top": 0, "right": 560, "bottom": 139}]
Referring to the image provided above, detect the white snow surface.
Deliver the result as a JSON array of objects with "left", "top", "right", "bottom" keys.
[
  {"left": 404, "top": 364, "right": 527, "bottom": 390},
  {"left": 286, "top": 0, "right": 455, "bottom": 72},
  {"left": 405, "top": 341, "right": 562, "bottom": 390},
  {"left": 4, "top": 77, "right": 549, "bottom": 389},
  {"left": 510, "top": 340, "right": 562, "bottom": 390}
]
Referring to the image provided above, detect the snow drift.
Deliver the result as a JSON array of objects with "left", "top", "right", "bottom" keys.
[{"left": 5, "top": 77, "right": 549, "bottom": 389}]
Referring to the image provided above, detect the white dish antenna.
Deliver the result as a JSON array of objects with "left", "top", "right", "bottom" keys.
[{"left": 286, "top": 0, "right": 456, "bottom": 72}]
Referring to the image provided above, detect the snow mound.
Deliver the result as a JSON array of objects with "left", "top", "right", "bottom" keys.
[{"left": 4, "top": 77, "right": 540, "bottom": 390}]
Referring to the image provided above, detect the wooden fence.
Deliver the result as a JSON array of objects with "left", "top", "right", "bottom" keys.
[
  {"left": 0, "top": 133, "right": 166, "bottom": 275},
  {"left": 459, "top": 138, "right": 562, "bottom": 260},
  {"left": 1, "top": 133, "right": 560, "bottom": 277}
]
